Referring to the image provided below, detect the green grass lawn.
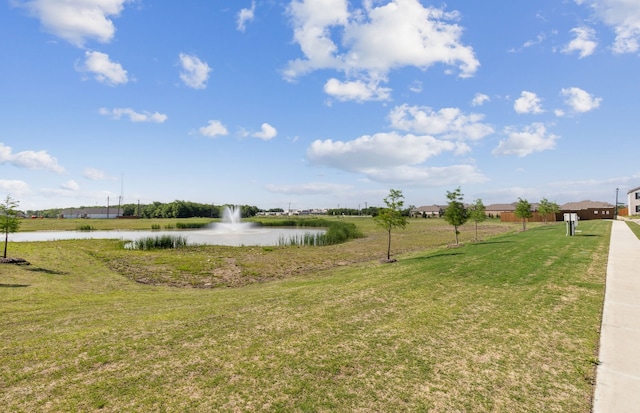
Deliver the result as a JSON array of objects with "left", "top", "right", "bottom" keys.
[{"left": 0, "top": 219, "right": 608, "bottom": 412}]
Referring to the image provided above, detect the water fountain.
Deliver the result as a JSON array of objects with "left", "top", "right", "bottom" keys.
[{"left": 212, "top": 205, "right": 255, "bottom": 233}]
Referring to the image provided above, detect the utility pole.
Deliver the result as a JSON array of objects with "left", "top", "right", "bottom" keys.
[{"left": 615, "top": 187, "right": 619, "bottom": 219}]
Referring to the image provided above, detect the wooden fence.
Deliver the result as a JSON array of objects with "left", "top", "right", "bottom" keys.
[{"left": 500, "top": 212, "right": 556, "bottom": 223}]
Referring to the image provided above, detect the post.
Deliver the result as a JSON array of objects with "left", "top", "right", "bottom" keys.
[{"left": 615, "top": 187, "right": 619, "bottom": 219}]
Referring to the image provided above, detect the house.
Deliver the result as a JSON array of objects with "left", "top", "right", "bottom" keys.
[
  {"left": 628, "top": 186, "right": 640, "bottom": 216},
  {"left": 60, "top": 207, "right": 120, "bottom": 219},
  {"left": 560, "top": 200, "right": 615, "bottom": 220},
  {"left": 410, "top": 205, "right": 443, "bottom": 218}
]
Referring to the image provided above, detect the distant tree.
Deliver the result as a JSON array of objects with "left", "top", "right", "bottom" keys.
[
  {"left": 443, "top": 187, "right": 468, "bottom": 245},
  {"left": 468, "top": 198, "right": 486, "bottom": 241},
  {"left": 537, "top": 198, "right": 560, "bottom": 224},
  {"left": 374, "top": 189, "right": 408, "bottom": 261},
  {"left": 122, "top": 204, "right": 137, "bottom": 216},
  {"left": 1, "top": 195, "right": 21, "bottom": 259},
  {"left": 515, "top": 198, "right": 533, "bottom": 231}
]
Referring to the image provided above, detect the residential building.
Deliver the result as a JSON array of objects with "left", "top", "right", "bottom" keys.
[
  {"left": 628, "top": 186, "right": 640, "bottom": 215},
  {"left": 560, "top": 200, "right": 615, "bottom": 220},
  {"left": 410, "top": 205, "right": 443, "bottom": 218}
]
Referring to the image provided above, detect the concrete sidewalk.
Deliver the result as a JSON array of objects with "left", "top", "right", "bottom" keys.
[{"left": 592, "top": 220, "right": 640, "bottom": 412}]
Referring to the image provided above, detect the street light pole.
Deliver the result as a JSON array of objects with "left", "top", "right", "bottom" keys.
[{"left": 615, "top": 187, "right": 619, "bottom": 219}]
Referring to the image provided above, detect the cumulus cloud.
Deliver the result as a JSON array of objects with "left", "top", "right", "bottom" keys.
[
  {"left": 237, "top": 1, "right": 256, "bottom": 32},
  {"left": 0, "top": 179, "right": 30, "bottom": 195},
  {"left": 514, "top": 91, "right": 544, "bottom": 114},
  {"left": 323, "top": 78, "right": 391, "bottom": 102},
  {"left": 252, "top": 123, "right": 278, "bottom": 140},
  {"left": 307, "top": 132, "right": 456, "bottom": 171},
  {"left": 18, "top": 0, "right": 130, "bottom": 47},
  {"left": 306, "top": 131, "right": 486, "bottom": 185},
  {"left": 563, "top": 26, "right": 598, "bottom": 57},
  {"left": 285, "top": 0, "right": 478, "bottom": 100},
  {"left": 471, "top": 93, "right": 490, "bottom": 107},
  {"left": 198, "top": 120, "right": 229, "bottom": 138},
  {"left": 577, "top": 0, "right": 640, "bottom": 53},
  {"left": 60, "top": 180, "right": 80, "bottom": 191},
  {"left": 560, "top": 87, "right": 602, "bottom": 113},
  {"left": 388, "top": 104, "right": 494, "bottom": 141},
  {"left": 179, "top": 53, "right": 211, "bottom": 89},
  {"left": 493, "top": 123, "right": 559, "bottom": 157},
  {"left": 266, "top": 182, "right": 353, "bottom": 195},
  {"left": 99, "top": 107, "right": 167, "bottom": 123},
  {"left": 0, "top": 143, "right": 64, "bottom": 173},
  {"left": 78, "top": 51, "right": 128, "bottom": 86}
]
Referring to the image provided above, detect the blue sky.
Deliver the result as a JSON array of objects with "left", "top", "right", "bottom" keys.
[{"left": 1, "top": 0, "right": 639, "bottom": 211}]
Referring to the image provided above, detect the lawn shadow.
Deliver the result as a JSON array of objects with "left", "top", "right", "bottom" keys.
[
  {"left": 406, "top": 252, "right": 465, "bottom": 262},
  {"left": 0, "top": 283, "right": 30, "bottom": 288},
  {"left": 25, "top": 267, "right": 69, "bottom": 275},
  {"left": 471, "top": 240, "right": 516, "bottom": 245}
]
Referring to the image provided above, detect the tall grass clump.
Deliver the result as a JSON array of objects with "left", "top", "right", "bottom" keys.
[
  {"left": 131, "top": 235, "right": 188, "bottom": 250},
  {"left": 269, "top": 218, "right": 363, "bottom": 246},
  {"left": 175, "top": 221, "right": 210, "bottom": 229},
  {"left": 150, "top": 224, "right": 161, "bottom": 230},
  {"left": 77, "top": 224, "right": 94, "bottom": 231}
]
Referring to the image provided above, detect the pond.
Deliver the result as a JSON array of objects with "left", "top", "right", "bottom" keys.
[{"left": 10, "top": 226, "right": 326, "bottom": 247}]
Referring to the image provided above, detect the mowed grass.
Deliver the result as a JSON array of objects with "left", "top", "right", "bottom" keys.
[{"left": 0, "top": 219, "right": 608, "bottom": 412}]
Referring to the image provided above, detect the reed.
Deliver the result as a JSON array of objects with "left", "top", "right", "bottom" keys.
[
  {"left": 131, "top": 234, "right": 188, "bottom": 250},
  {"left": 175, "top": 221, "right": 210, "bottom": 229}
]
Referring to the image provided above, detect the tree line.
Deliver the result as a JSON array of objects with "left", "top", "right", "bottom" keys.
[{"left": 375, "top": 188, "right": 560, "bottom": 260}]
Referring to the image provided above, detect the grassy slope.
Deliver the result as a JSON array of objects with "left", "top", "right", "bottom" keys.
[{"left": 0, "top": 219, "right": 608, "bottom": 412}]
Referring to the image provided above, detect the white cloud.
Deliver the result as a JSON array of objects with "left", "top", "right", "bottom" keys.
[
  {"left": 560, "top": 87, "right": 602, "bottom": 113},
  {"left": 19, "top": 0, "right": 130, "bottom": 47},
  {"left": 252, "top": 123, "right": 278, "bottom": 140},
  {"left": 285, "top": 0, "right": 478, "bottom": 100},
  {"left": 323, "top": 78, "right": 391, "bottom": 102},
  {"left": 523, "top": 33, "right": 546, "bottom": 48},
  {"left": 307, "top": 131, "right": 455, "bottom": 171},
  {"left": 388, "top": 104, "right": 494, "bottom": 141},
  {"left": 471, "top": 93, "right": 490, "bottom": 107},
  {"left": 0, "top": 180, "right": 30, "bottom": 195},
  {"left": 514, "top": 91, "right": 544, "bottom": 114},
  {"left": 60, "top": 180, "right": 80, "bottom": 191},
  {"left": 237, "top": 1, "right": 256, "bottom": 32},
  {"left": 493, "top": 123, "right": 559, "bottom": 157},
  {"left": 306, "top": 131, "right": 487, "bottom": 185},
  {"left": 99, "top": 107, "right": 167, "bottom": 123},
  {"left": 179, "top": 53, "right": 211, "bottom": 89},
  {"left": 198, "top": 120, "right": 229, "bottom": 138},
  {"left": 409, "top": 80, "right": 423, "bottom": 93},
  {"left": 577, "top": 0, "right": 640, "bottom": 53},
  {"left": 0, "top": 142, "right": 65, "bottom": 173},
  {"left": 563, "top": 26, "right": 598, "bottom": 57},
  {"left": 83, "top": 167, "right": 106, "bottom": 180},
  {"left": 79, "top": 50, "right": 128, "bottom": 86},
  {"left": 266, "top": 182, "right": 353, "bottom": 195}
]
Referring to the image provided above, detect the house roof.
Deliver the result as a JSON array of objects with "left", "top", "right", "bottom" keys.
[
  {"left": 412, "top": 205, "right": 443, "bottom": 213},
  {"left": 561, "top": 200, "right": 614, "bottom": 210},
  {"left": 627, "top": 186, "right": 640, "bottom": 194},
  {"left": 485, "top": 203, "right": 517, "bottom": 212}
]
